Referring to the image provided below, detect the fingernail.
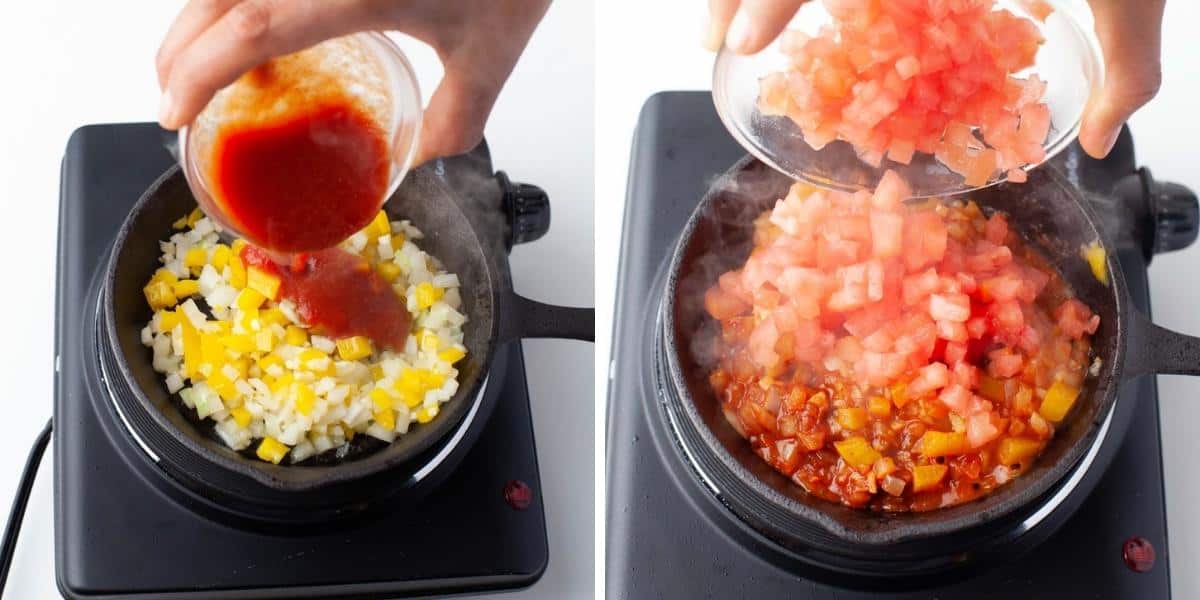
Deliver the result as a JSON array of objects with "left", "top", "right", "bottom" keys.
[
  {"left": 702, "top": 17, "right": 723, "bottom": 52},
  {"left": 158, "top": 91, "right": 178, "bottom": 129},
  {"left": 726, "top": 10, "right": 752, "bottom": 53}
]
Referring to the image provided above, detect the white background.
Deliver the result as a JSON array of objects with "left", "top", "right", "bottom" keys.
[
  {"left": 0, "top": 1, "right": 593, "bottom": 599},
  {"left": 596, "top": 0, "right": 1200, "bottom": 597}
]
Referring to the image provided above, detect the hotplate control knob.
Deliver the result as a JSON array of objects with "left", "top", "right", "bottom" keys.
[
  {"left": 496, "top": 171, "right": 551, "bottom": 248},
  {"left": 1149, "top": 177, "right": 1199, "bottom": 255}
]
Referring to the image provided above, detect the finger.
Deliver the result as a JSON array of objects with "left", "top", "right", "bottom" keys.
[
  {"left": 725, "top": 0, "right": 808, "bottom": 54},
  {"left": 1078, "top": 0, "right": 1165, "bottom": 158},
  {"left": 156, "top": 0, "right": 244, "bottom": 89},
  {"left": 412, "top": 65, "right": 507, "bottom": 165},
  {"left": 159, "top": 0, "right": 383, "bottom": 129},
  {"left": 703, "top": 0, "right": 740, "bottom": 52}
]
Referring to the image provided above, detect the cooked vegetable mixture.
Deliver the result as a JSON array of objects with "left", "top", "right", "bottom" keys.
[
  {"left": 141, "top": 209, "right": 467, "bottom": 464},
  {"left": 703, "top": 171, "right": 1099, "bottom": 511}
]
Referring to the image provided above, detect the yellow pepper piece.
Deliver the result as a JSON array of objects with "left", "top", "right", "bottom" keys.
[
  {"left": 230, "top": 406, "right": 252, "bottom": 428},
  {"left": 911, "top": 464, "right": 949, "bottom": 492},
  {"left": 391, "top": 233, "right": 406, "bottom": 249},
  {"left": 377, "top": 262, "right": 402, "bottom": 283},
  {"left": 833, "top": 436, "right": 881, "bottom": 469},
  {"left": 199, "top": 333, "right": 226, "bottom": 367},
  {"left": 370, "top": 364, "right": 385, "bottom": 380},
  {"left": 374, "top": 406, "right": 396, "bottom": 431},
  {"left": 143, "top": 280, "right": 178, "bottom": 310},
  {"left": 416, "top": 329, "right": 440, "bottom": 352},
  {"left": 150, "top": 268, "right": 178, "bottom": 286},
  {"left": 421, "top": 370, "right": 447, "bottom": 389},
  {"left": 336, "top": 336, "right": 373, "bottom": 361},
  {"left": 260, "top": 307, "right": 288, "bottom": 327},
  {"left": 256, "top": 436, "right": 288, "bottom": 464},
  {"left": 172, "top": 279, "right": 200, "bottom": 298},
  {"left": 231, "top": 358, "right": 251, "bottom": 378},
  {"left": 914, "top": 431, "right": 968, "bottom": 458},
  {"left": 158, "top": 309, "right": 182, "bottom": 332},
  {"left": 1039, "top": 380, "right": 1080, "bottom": 423},
  {"left": 285, "top": 326, "right": 308, "bottom": 346},
  {"left": 229, "top": 255, "right": 247, "bottom": 288},
  {"left": 414, "top": 282, "right": 444, "bottom": 310},
  {"left": 1081, "top": 241, "right": 1108, "bottom": 286},
  {"left": 256, "top": 353, "right": 284, "bottom": 373},
  {"left": 369, "top": 387, "right": 393, "bottom": 411},
  {"left": 219, "top": 334, "right": 256, "bottom": 354},
  {"left": 180, "top": 318, "right": 201, "bottom": 378},
  {"left": 171, "top": 215, "right": 189, "bottom": 230},
  {"left": 365, "top": 210, "right": 391, "bottom": 239},
  {"left": 834, "top": 408, "right": 868, "bottom": 431},
  {"left": 247, "top": 266, "right": 281, "bottom": 300},
  {"left": 414, "top": 406, "right": 437, "bottom": 424},
  {"left": 210, "top": 244, "right": 232, "bottom": 271},
  {"left": 236, "top": 288, "right": 266, "bottom": 311},
  {"left": 997, "top": 437, "right": 1043, "bottom": 467},
  {"left": 270, "top": 373, "right": 294, "bottom": 395},
  {"left": 888, "top": 381, "right": 909, "bottom": 408},
  {"left": 438, "top": 347, "right": 466, "bottom": 364},
  {"left": 231, "top": 239, "right": 247, "bottom": 255},
  {"left": 867, "top": 395, "right": 891, "bottom": 419},
  {"left": 293, "top": 383, "right": 315, "bottom": 416},
  {"left": 206, "top": 369, "right": 239, "bottom": 402},
  {"left": 185, "top": 207, "right": 204, "bottom": 228},
  {"left": 298, "top": 348, "right": 328, "bottom": 365},
  {"left": 183, "top": 247, "right": 208, "bottom": 270}
]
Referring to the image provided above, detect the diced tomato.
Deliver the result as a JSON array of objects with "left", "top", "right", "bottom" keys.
[
  {"left": 938, "top": 383, "right": 972, "bottom": 414},
  {"left": 902, "top": 268, "right": 941, "bottom": 305},
  {"left": 1055, "top": 298, "right": 1099, "bottom": 339},
  {"left": 870, "top": 211, "right": 904, "bottom": 258},
  {"left": 929, "top": 293, "right": 971, "bottom": 322},
  {"left": 984, "top": 213, "right": 1009, "bottom": 245},
  {"left": 705, "top": 287, "right": 750, "bottom": 320},
  {"left": 908, "top": 362, "right": 950, "bottom": 397},
  {"left": 966, "top": 411, "right": 1002, "bottom": 448},
  {"left": 986, "top": 347, "right": 1024, "bottom": 378}
]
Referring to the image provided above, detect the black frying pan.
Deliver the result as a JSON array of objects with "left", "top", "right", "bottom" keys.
[
  {"left": 102, "top": 156, "right": 592, "bottom": 498},
  {"left": 662, "top": 156, "right": 1199, "bottom": 552}
]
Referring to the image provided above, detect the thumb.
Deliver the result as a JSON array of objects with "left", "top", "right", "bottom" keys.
[{"left": 1079, "top": 0, "right": 1165, "bottom": 158}]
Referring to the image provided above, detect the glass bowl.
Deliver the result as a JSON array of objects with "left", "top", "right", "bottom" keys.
[
  {"left": 712, "top": 1, "right": 1104, "bottom": 198},
  {"left": 179, "top": 32, "right": 422, "bottom": 246}
]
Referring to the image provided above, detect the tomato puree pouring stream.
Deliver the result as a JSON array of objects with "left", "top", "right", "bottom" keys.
[{"left": 204, "top": 61, "right": 411, "bottom": 349}]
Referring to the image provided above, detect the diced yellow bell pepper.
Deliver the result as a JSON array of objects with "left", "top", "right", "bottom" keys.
[
  {"left": 369, "top": 388, "right": 392, "bottom": 411},
  {"left": 236, "top": 288, "right": 266, "bottom": 311},
  {"left": 438, "top": 347, "right": 466, "bottom": 364},
  {"left": 977, "top": 375, "right": 1006, "bottom": 403},
  {"left": 834, "top": 437, "right": 881, "bottom": 469},
  {"left": 298, "top": 348, "right": 328, "bottom": 366},
  {"left": 1081, "top": 242, "right": 1108, "bottom": 285},
  {"left": 256, "top": 436, "right": 289, "bottom": 464},
  {"left": 270, "top": 373, "right": 294, "bottom": 395},
  {"left": 143, "top": 280, "right": 178, "bottom": 310},
  {"left": 365, "top": 211, "right": 390, "bottom": 239},
  {"left": 285, "top": 326, "right": 308, "bottom": 346},
  {"left": 997, "top": 437, "right": 1043, "bottom": 467},
  {"left": 889, "top": 381, "right": 909, "bottom": 408},
  {"left": 172, "top": 279, "right": 200, "bottom": 298},
  {"left": 293, "top": 383, "right": 315, "bottom": 415},
  {"left": 414, "top": 406, "right": 437, "bottom": 424},
  {"left": 835, "top": 408, "right": 868, "bottom": 430},
  {"left": 210, "top": 244, "right": 232, "bottom": 271},
  {"left": 377, "top": 262, "right": 402, "bottom": 283},
  {"left": 260, "top": 307, "right": 288, "bottom": 327},
  {"left": 374, "top": 406, "right": 396, "bottom": 431},
  {"left": 158, "top": 309, "right": 182, "bottom": 332},
  {"left": 199, "top": 333, "right": 226, "bottom": 367},
  {"left": 911, "top": 464, "right": 948, "bottom": 492},
  {"left": 914, "top": 431, "right": 968, "bottom": 458},
  {"left": 414, "top": 282, "right": 444, "bottom": 310},
  {"left": 150, "top": 268, "right": 178, "bottom": 286},
  {"left": 256, "top": 353, "right": 284, "bottom": 373},
  {"left": 230, "top": 406, "right": 252, "bottom": 428},
  {"left": 868, "top": 395, "right": 891, "bottom": 419},
  {"left": 183, "top": 247, "right": 208, "bottom": 270},
  {"left": 336, "top": 336, "right": 373, "bottom": 361},
  {"left": 185, "top": 207, "right": 204, "bottom": 228},
  {"left": 421, "top": 370, "right": 447, "bottom": 389},
  {"left": 370, "top": 364, "right": 385, "bottom": 380},
  {"left": 206, "top": 369, "right": 239, "bottom": 402},
  {"left": 171, "top": 215, "right": 189, "bottom": 230},
  {"left": 180, "top": 318, "right": 201, "bottom": 378},
  {"left": 229, "top": 255, "right": 247, "bottom": 288},
  {"left": 231, "top": 239, "right": 247, "bottom": 255},
  {"left": 1039, "top": 380, "right": 1080, "bottom": 423},
  {"left": 247, "top": 266, "right": 281, "bottom": 300},
  {"left": 415, "top": 329, "right": 439, "bottom": 352},
  {"left": 220, "top": 334, "right": 256, "bottom": 354},
  {"left": 231, "top": 358, "right": 250, "bottom": 378},
  {"left": 236, "top": 306, "right": 260, "bottom": 333}
]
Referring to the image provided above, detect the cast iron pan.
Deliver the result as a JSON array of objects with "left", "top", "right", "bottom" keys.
[
  {"left": 102, "top": 156, "right": 593, "bottom": 497},
  {"left": 662, "top": 156, "right": 1200, "bottom": 554}
]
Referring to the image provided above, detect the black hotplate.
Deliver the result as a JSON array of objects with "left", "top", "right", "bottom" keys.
[
  {"left": 606, "top": 92, "right": 1172, "bottom": 598},
  {"left": 53, "top": 123, "right": 547, "bottom": 599}
]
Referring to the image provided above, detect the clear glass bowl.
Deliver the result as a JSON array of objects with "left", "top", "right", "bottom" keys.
[
  {"left": 712, "top": 1, "right": 1104, "bottom": 198},
  {"left": 179, "top": 32, "right": 422, "bottom": 245}
]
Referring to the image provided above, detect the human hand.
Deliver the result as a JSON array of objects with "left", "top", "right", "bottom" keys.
[
  {"left": 702, "top": 0, "right": 1165, "bottom": 159},
  {"left": 156, "top": 0, "right": 551, "bottom": 164}
]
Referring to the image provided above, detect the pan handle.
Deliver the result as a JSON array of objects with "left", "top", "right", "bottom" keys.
[
  {"left": 498, "top": 291, "right": 595, "bottom": 343},
  {"left": 1124, "top": 307, "right": 1200, "bottom": 377}
]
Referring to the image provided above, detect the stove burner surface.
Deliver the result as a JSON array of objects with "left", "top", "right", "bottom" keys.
[
  {"left": 606, "top": 92, "right": 1171, "bottom": 598},
  {"left": 54, "top": 123, "right": 547, "bottom": 598}
]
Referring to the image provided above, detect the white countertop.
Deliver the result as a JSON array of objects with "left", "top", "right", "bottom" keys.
[
  {"left": 596, "top": 0, "right": 1200, "bottom": 597},
  {"left": 0, "top": 1, "right": 594, "bottom": 598}
]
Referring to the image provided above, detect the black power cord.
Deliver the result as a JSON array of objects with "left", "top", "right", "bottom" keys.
[{"left": 0, "top": 419, "right": 52, "bottom": 595}]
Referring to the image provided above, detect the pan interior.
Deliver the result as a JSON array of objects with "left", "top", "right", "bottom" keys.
[
  {"left": 665, "top": 158, "right": 1124, "bottom": 545},
  {"left": 105, "top": 166, "right": 497, "bottom": 489}
]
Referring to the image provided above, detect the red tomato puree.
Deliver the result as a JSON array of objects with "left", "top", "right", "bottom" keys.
[
  {"left": 210, "top": 102, "right": 391, "bottom": 253},
  {"left": 241, "top": 246, "right": 411, "bottom": 350}
]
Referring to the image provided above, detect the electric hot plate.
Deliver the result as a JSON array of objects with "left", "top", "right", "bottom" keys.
[
  {"left": 54, "top": 123, "right": 548, "bottom": 599},
  {"left": 606, "top": 92, "right": 1184, "bottom": 598}
]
